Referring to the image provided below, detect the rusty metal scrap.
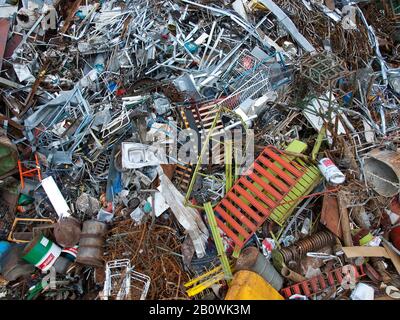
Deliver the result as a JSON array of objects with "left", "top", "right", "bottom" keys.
[
  {"left": 104, "top": 221, "right": 189, "bottom": 300},
  {"left": 0, "top": 0, "right": 400, "bottom": 303}
]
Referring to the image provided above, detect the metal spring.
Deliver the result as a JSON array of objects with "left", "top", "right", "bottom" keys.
[{"left": 279, "top": 231, "right": 336, "bottom": 264}]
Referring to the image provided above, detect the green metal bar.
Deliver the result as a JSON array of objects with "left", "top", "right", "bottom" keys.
[
  {"left": 197, "top": 172, "right": 225, "bottom": 182},
  {"left": 269, "top": 230, "right": 281, "bottom": 250},
  {"left": 311, "top": 125, "right": 326, "bottom": 161},
  {"left": 225, "top": 139, "right": 233, "bottom": 193},
  {"left": 204, "top": 202, "right": 233, "bottom": 280},
  {"left": 232, "top": 242, "right": 242, "bottom": 259}
]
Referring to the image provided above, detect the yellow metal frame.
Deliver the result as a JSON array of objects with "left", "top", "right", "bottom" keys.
[{"left": 7, "top": 218, "right": 54, "bottom": 243}]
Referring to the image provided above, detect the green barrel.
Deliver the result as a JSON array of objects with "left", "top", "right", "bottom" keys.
[
  {"left": 22, "top": 235, "right": 62, "bottom": 272},
  {"left": 0, "top": 135, "right": 18, "bottom": 178}
]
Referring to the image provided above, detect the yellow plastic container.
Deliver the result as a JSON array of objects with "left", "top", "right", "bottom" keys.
[{"left": 225, "top": 270, "right": 284, "bottom": 300}]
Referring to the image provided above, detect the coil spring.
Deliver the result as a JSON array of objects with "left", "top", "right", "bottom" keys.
[{"left": 279, "top": 231, "right": 336, "bottom": 264}]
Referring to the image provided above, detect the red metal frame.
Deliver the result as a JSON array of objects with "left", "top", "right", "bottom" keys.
[
  {"left": 213, "top": 146, "right": 308, "bottom": 248},
  {"left": 18, "top": 153, "right": 42, "bottom": 189},
  {"left": 280, "top": 264, "right": 366, "bottom": 299}
]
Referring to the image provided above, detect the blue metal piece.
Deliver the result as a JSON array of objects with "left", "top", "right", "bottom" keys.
[
  {"left": 184, "top": 42, "right": 199, "bottom": 53},
  {"left": 0, "top": 241, "right": 11, "bottom": 260}
]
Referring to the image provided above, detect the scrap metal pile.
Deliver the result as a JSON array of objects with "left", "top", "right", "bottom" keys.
[{"left": 0, "top": 0, "right": 400, "bottom": 300}]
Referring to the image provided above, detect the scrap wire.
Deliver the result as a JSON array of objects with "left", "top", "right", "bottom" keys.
[{"left": 105, "top": 220, "right": 189, "bottom": 300}]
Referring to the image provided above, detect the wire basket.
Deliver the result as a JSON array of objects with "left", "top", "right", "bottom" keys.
[
  {"left": 103, "top": 259, "right": 151, "bottom": 300},
  {"left": 220, "top": 49, "right": 273, "bottom": 94}
]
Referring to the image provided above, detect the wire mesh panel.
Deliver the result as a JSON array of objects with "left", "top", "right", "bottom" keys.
[{"left": 218, "top": 54, "right": 273, "bottom": 111}]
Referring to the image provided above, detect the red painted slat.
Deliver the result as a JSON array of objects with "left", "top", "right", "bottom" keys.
[
  {"left": 220, "top": 199, "right": 258, "bottom": 232},
  {"left": 233, "top": 185, "right": 270, "bottom": 216},
  {"left": 292, "top": 284, "right": 301, "bottom": 295},
  {"left": 281, "top": 265, "right": 365, "bottom": 298},
  {"left": 334, "top": 269, "right": 343, "bottom": 283},
  {"left": 214, "top": 216, "right": 244, "bottom": 248},
  {"left": 301, "top": 281, "right": 311, "bottom": 296},
  {"left": 210, "top": 145, "right": 310, "bottom": 248},
  {"left": 318, "top": 275, "right": 326, "bottom": 289},
  {"left": 263, "top": 148, "right": 303, "bottom": 177},
  {"left": 253, "top": 163, "right": 289, "bottom": 192},
  {"left": 240, "top": 178, "right": 276, "bottom": 209},
  {"left": 326, "top": 272, "right": 335, "bottom": 286},
  {"left": 226, "top": 192, "right": 262, "bottom": 223},
  {"left": 215, "top": 206, "right": 250, "bottom": 239},
  {"left": 309, "top": 278, "right": 318, "bottom": 292},
  {"left": 257, "top": 155, "right": 296, "bottom": 185},
  {"left": 281, "top": 288, "right": 292, "bottom": 299},
  {"left": 247, "top": 172, "right": 282, "bottom": 200}
]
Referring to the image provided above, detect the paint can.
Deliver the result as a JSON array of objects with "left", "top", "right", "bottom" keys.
[
  {"left": 318, "top": 158, "right": 346, "bottom": 185},
  {"left": 22, "top": 234, "right": 62, "bottom": 272},
  {"left": 53, "top": 245, "right": 79, "bottom": 274},
  {"left": 53, "top": 256, "right": 73, "bottom": 274},
  {"left": 61, "top": 246, "right": 79, "bottom": 261}
]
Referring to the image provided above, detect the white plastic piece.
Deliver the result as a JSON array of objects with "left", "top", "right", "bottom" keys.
[
  {"left": 351, "top": 283, "right": 374, "bottom": 300},
  {"left": 301, "top": 217, "right": 311, "bottom": 235},
  {"left": 158, "top": 167, "right": 209, "bottom": 258},
  {"left": 16, "top": 8, "right": 37, "bottom": 30},
  {"left": 385, "top": 286, "right": 400, "bottom": 299},
  {"left": 194, "top": 32, "right": 209, "bottom": 45},
  {"left": 289, "top": 294, "right": 308, "bottom": 300},
  {"left": 41, "top": 5, "right": 57, "bottom": 31},
  {"left": 146, "top": 192, "right": 169, "bottom": 217},
  {"left": 41, "top": 176, "right": 71, "bottom": 218},
  {"left": 130, "top": 207, "right": 145, "bottom": 223},
  {"left": 386, "top": 209, "right": 400, "bottom": 225}
]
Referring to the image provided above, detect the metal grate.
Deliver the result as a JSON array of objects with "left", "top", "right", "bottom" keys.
[
  {"left": 280, "top": 265, "right": 366, "bottom": 299},
  {"left": 212, "top": 145, "right": 315, "bottom": 248}
]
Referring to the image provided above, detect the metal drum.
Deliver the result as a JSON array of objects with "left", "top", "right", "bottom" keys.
[
  {"left": 364, "top": 149, "right": 400, "bottom": 197},
  {"left": 76, "top": 220, "right": 107, "bottom": 267},
  {"left": 54, "top": 217, "right": 81, "bottom": 248},
  {"left": 235, "top": 246, "right": 283, "bottom": 291}
]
